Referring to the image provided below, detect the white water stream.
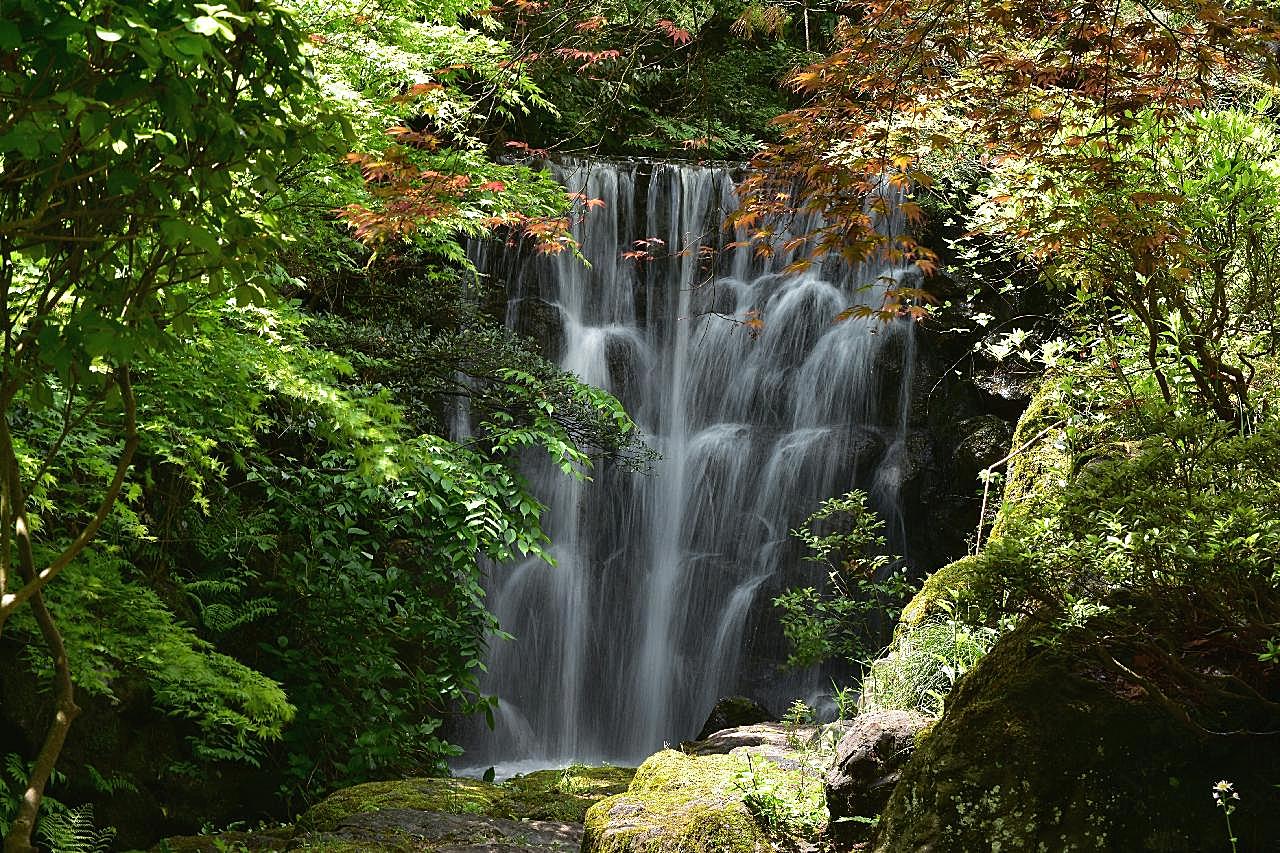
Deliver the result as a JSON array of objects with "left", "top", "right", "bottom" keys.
[{"left": 462, "top": 158, "right": 914, "bottom": 769}]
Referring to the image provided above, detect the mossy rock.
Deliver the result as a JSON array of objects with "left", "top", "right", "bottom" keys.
[
  {"left": 695, "top": 696, "right": 775, "bottom": 740},
  {"left": 295, "top": 766, "right": 636, "bottom": 833},
  {"left": 988, "top": 378, "right": 1071, "bottom": 541},
  {"left": 900, "top": 379, "right": 1069, "bottom": 629},
  {"left": 149, "top": 831, "right": 291, "bottom": 853},
  {"left": 293, "top": 809, "right": 583, "bottom": 852},
  {"left": 498, "top": 765, "right": 636, "bottom": 822},
  {"left": 582, "top": 750, "right": 821, "bottom": 853},
  {"left": 874, "top": 620, "right": 1280, "bottom": 852},
  {"left": 899, "top": 553, "right": 987, "bottom": 630},
  {"left": 295, "top": 778, "right": 506, "bottom": 833}
]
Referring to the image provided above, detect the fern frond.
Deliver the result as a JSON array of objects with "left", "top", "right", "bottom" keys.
[{"left": 37, "top": 804, "right": 116, "bottom": 853}]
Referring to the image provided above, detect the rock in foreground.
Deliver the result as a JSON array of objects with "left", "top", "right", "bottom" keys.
[
  {"left": 825, "top": 710, "right": 930, "bottom": 821},
  {"left": 874, "top": 622, "right": 1280, "bottom": 852},
  {"left": 152, "top": 765, "right": 634, "bottom": 853},
  {"left": 583, "top": 740, "right": 828, "bottom": 853},
  {"left": 582, "top": 751, "right": 773, "bottom": 853},
  {"left": 296, "top": 809, "right": 581, "bottom": 852}
]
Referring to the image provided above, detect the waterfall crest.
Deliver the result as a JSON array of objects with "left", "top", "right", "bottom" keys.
[{"left": 465, "top": 158, "right": 915, "bottom": 769}]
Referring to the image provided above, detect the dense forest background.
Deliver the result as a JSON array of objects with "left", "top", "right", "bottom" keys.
[
  {"left": 0, "top": 0, "right": 824, "bottom": 845},
  {"left": 2, "top": 0, "right": 1279, "bottom": 850}
]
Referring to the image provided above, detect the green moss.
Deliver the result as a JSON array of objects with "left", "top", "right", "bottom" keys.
[
  {"left": 149, "top": 830, "right": 292, "bottom": 852},
  {"left": 874, "top": 619, "right": 1280, "bottom": 852},
  {"left": 294, "top": 765, "right": 636, "bottom": 833},
  {"left": 288, "top": 840, "right": 406, "bottom": 853},
  {"left": 582, "top": 750, "right": 820, "bottom": 853},
  {"left": 295, "top": 777, "right": 505, "bottom": 832},
  {"left": 912, "top": 719, "right": 937, "bottom": 748},
  {"left": 990, "top": 379, "right": 1071, "bottom": 541},
  {"left": 899, "top": 379, "right": 1070, "bottom": 632},
  {"left": 498, "top": 765, "right": 637, "bottom": 822},
  {"left": 900, "top": 554, "right": 987, "bottom": 630}
]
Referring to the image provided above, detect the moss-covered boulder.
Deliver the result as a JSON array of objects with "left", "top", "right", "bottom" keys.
[
  {"left": 295, "top": 778, "right": 507, "bottom": 833},
  {"left": 988, "top": 378, "right": 1070, "bottom": 541},
  {"left": 582, "top": 749, "right": 824, "bottom": 853},
  {"left": 294, "top": 765, "right": 636, "bottom": 834},
  {"left": 149, "top": 831, "right": 291, "bottom": 852},
  {"left": 293, "top": 810, "right": 583, "bottom": 852},
  {"left": 582, "top": 752, "right": 768, "bottom": 853},
  {"left": 874, "top": 621, "right": 1280, "bottom": 852},
  {"left": 498, "top": 765, "right": 637, "bottom": 822},
  {"left": 897, "top": 379, "right": 1068, "bottom": 631}
]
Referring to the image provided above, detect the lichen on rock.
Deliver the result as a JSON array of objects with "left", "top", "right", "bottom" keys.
[
  {"left": 872, "top": 619, "right": 1280, "bottom": 852},
  {"left": 498, "top": 765, "right": 637, "bottom": 822}
]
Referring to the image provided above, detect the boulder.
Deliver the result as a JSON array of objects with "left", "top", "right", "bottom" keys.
[
  {"left": 685, "top": 722, "right": 850, "bottom": 771},
  {"left": 302, "top": 809, "right": 582, "bottom": 852},
  {"left": 492, "top": 765, "right": 637, "bottom": 823},
  {"left": 874, "top": 622, "right": 1280, "bottom": 852},
  {"left": 158, "top": 766, "right": 635, "bottom": 853},
  {"left": 295, "top": 766, "right": 636, "bottom": 833},
  {"left": 582, "top": 748, "right": 825, "bottom": 853},
  {"left": 582, "top": 751, "right": 772, "bottom": 853},
  {"left": 150, "top": 831, "right": 290, "bottom": 852},
  {"left": 694, "top": 696, "right": 774, "bottom": 740},
  {"left": 824, "top": 710, "right": 930, "bottom": 821},
  {"left": 295, "top": 778, "right": 505, "bottom": 834}
]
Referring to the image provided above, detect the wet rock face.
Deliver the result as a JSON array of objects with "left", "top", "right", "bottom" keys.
[
  {"left": 512, "top": 297, "right": 565, "bottom": 364},
  {"left": 873, "top": 623, "right": 1280, "bottom": 853},
  {"left": 950, "top": 415, "right": 1016, "bottom": 486},
  {"left": 694, "top": 696, "right": 775, "bottom": 740},
  {"left": 824, "top": 710, "right": 931, "bottom": 821}
]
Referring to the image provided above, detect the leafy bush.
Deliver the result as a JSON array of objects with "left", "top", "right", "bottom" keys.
[{"left": 774, "top": 490, "right": 915, "bottom": 668}]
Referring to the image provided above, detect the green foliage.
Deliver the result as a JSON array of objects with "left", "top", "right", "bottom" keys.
[
  {"left": 34, "top": 806, "right": 114, "bottom": 853},
  {"left": 503, "top": 0, "right": 816, "bottom": 157},
  {"left": 0, "top": 0, "right": 322, "bottom": 380},
  {"left": 0, "top": 755, "right": 78, "bottom": 841},
  {"left": 774, "top": 490, "right": 915, "bottom": 667},
  {"left": 190, "top": 438, "right": 545, "bottom": 792},
  {"left": 974, "top": 105, "right": 1280, "bottom": 423},
  {"left": 860, "top": 618, "right": 998, "bottom": 716},
  {"left": 733, "top": 754, "right": 826, "bottom": 838},
  {"left": 15, "top": 548, "right": 294, "bottom": 766}
]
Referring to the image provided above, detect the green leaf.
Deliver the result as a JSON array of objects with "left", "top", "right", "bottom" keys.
[
  {"left": 0, "top": 21, "right": 20, "bottom": 49},
  {"left": 95, "top": 28, "right": 123, "bottom": 42}
]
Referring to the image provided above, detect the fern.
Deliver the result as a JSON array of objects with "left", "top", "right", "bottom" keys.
[
  {"left": 0, "top": 753, "right": 71, "bottom": 837},
  {"left": 36, "top": 805, "right": 115, "bottom": 853},
  {"left": 84, "top": 765, "right": 138, "bottom": 796},
  {"left": 200, "top": 597, "right": 277, "bottom": 633}
]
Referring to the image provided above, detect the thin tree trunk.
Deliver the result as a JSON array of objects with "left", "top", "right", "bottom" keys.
[
  {"left": 0, "top": 370, "right": 136, "bottom": 852},
  {"left": 0, "top": 446, "right": 79, "bottom": 853},
  {"left": 3, "top": 590, "right": 79, "bottom": 853}
]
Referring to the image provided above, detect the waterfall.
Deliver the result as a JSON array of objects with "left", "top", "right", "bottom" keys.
[{"left": 462, "top": 157, "right": 915, "bottom": 771}]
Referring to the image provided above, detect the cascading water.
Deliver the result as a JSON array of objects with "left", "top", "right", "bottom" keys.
[{"left": 463, "top": 157, "right": 917, "bottom": 770}]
